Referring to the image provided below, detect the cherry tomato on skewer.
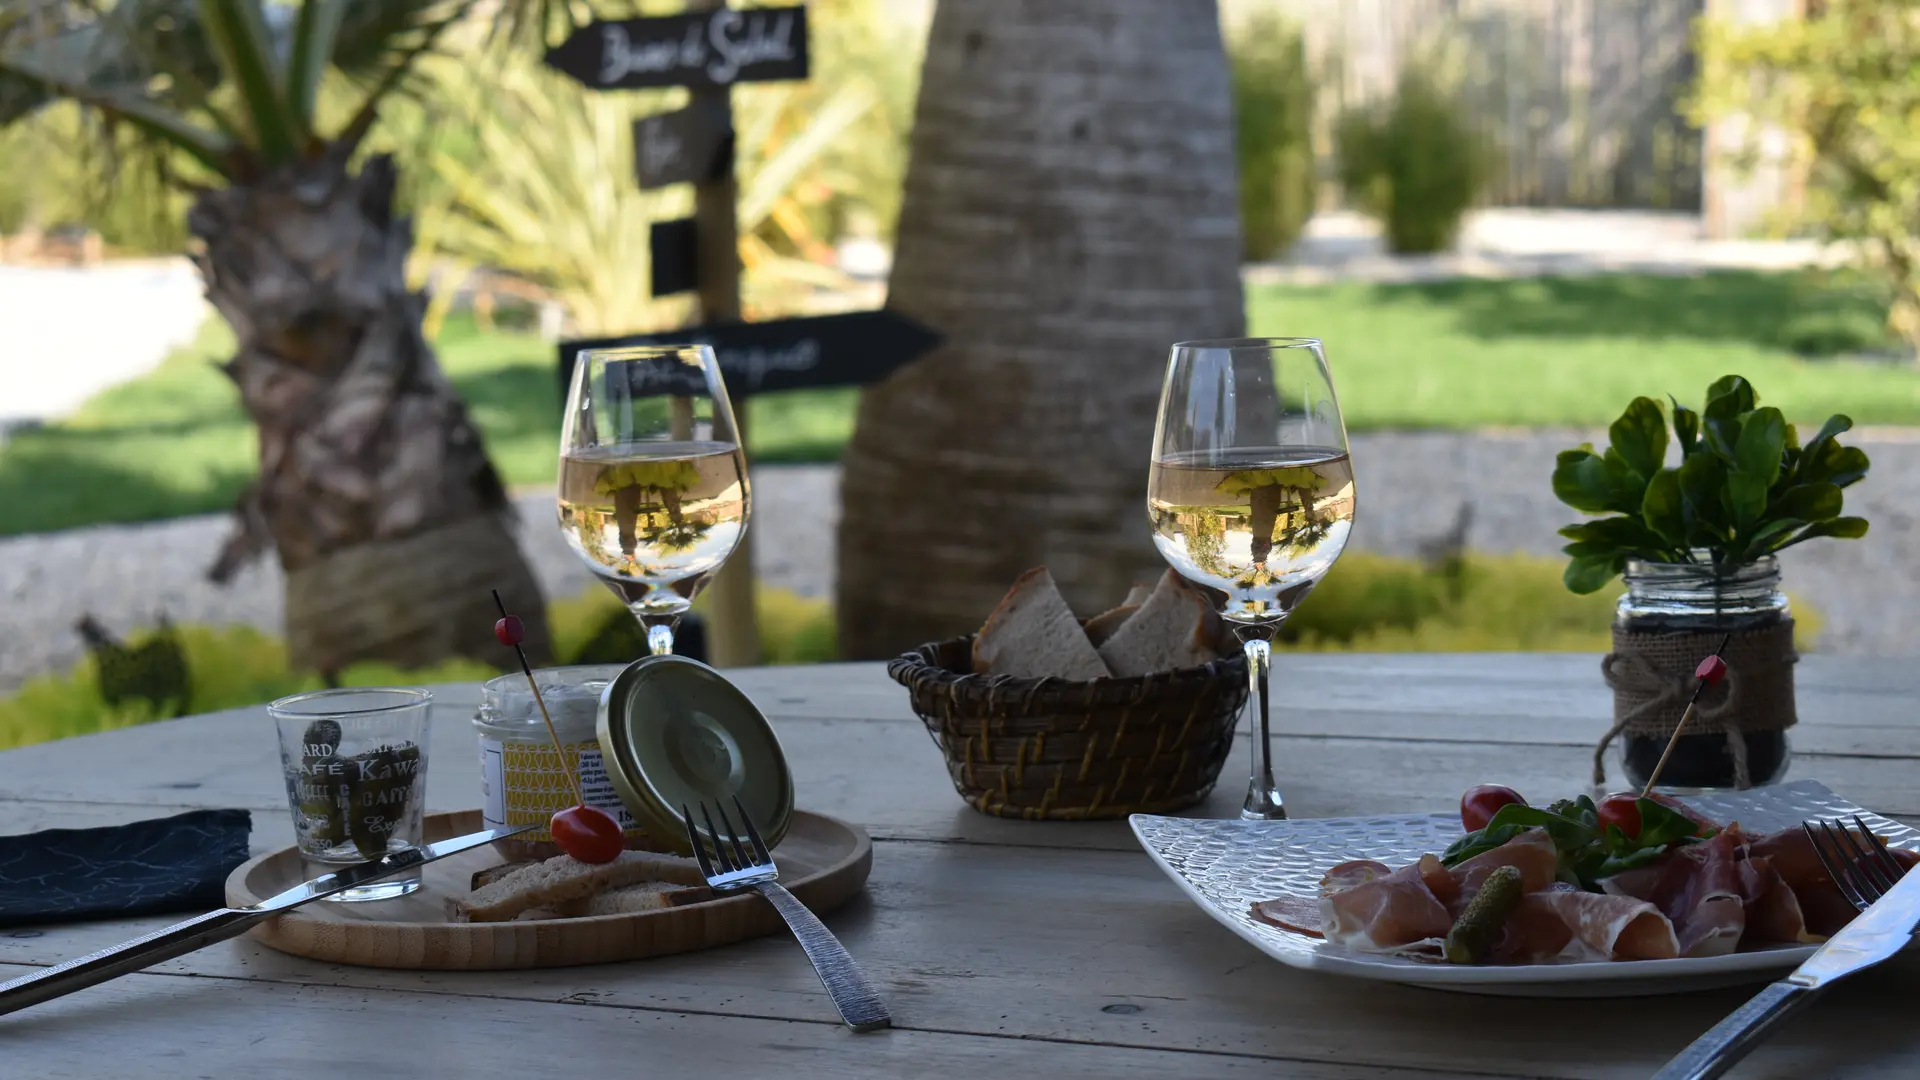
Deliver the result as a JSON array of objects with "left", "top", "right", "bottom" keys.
[{"left": 551, "top": 804, "right": 625, "bottom": 864}]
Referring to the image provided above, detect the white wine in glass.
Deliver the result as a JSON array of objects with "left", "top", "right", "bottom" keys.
[
  {"left": 1147, "top": 339, "right": 1355, "bottom": 819},
  {"left": 559, "top": 345, "right": 750, "bottom": 657}
]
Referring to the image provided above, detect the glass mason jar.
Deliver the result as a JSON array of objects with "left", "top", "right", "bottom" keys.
[
  {"left": 472, "top": 665, "right": 652, "bottom": 860},
  {"left": 1613, "top": 556, "right": 1792, "bottom": 790}
]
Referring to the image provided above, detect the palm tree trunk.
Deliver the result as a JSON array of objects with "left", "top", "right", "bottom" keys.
[
  {"left": 835, "top": 0, "right": 1246, "bottom": 659},
  {"left": 191, "top": 151, "right": 550, "bottom": 676}
]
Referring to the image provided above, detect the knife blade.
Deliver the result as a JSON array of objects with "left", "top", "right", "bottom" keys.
[{"left": 0, "top": 823, "right": 535, "bottom": 1019}]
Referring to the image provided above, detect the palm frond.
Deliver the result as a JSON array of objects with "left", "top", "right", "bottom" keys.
[
  {"left": 198, "top": 0, "right": 298, "bottom": 160},
  {"left": 735, "top": 78, "right": 878, "bottom": 234},
  {"left": 285, "top": 0, "right": 348, "bottom": 138},
  {"left": 0, "top": 50, "right": 232, "bottom": 176}
]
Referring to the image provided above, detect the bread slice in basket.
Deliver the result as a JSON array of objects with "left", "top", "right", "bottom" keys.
[
  {"left": 1097, "top": 570, "right": 1227, "bottom": 677},
  {"left": 449, "top": 849, "right": 706, "bottom": 924},
  {"left": 971, "top": 566, "right": 1111, "bottom": 680}
]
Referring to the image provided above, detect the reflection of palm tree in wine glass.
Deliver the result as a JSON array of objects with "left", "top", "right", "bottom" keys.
[
  {"left": 594, "top": 459, "right": 700, "bottom": 560},
  {"left": 1185, "top": 509, "right": 1230, "bottom": 578},
  {"left": 1216, "top": 465, "right": 1328, "bottom": 566}
]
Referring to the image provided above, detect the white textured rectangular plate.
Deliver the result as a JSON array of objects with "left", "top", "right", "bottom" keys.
[{"left": 1131, "top": 779, "right": 1920, "bottom": 997}]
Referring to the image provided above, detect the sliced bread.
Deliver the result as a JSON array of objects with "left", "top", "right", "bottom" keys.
[
  {"left": 449, "top": 849, "right": 706, "bottom": 923},
  {"left": 1083, "top": 603, "right": 1140, "bottom": 647},
  {"left": 1096, "top": 570, "right": 1224, "bottom": 677},
  {"left": 971, "top": 567, "right": 1111, "bottom": 681},
  {"left": 1122, "top": 582, "right": 1155, "bottom": 608},
  {"left": 582, "top": 881, "right": 714, "bottom": 916}
]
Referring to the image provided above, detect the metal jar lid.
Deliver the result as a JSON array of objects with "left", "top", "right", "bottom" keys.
[{"left": 595, "top": 654, "right": 795, "bottom": 855}]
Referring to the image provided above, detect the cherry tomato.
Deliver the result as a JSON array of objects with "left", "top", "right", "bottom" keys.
[
  {"left": 1460, "top": 785, "right": 1526, "bottom": 832},
  {"left": 551, "top": 804, "right": 624, "bottom": 864},
  {"left": 1597, "top": 794, "right": 1644, "bottom": 839},
  {"left": 1598, "top": 792, "right": 1712, "bottom": 840},
  {"left": 494, "top": 615, "right": 525, "bottom": 647}
]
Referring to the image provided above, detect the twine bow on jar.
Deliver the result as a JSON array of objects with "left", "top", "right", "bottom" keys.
[{"left": 1593, "top": 623, "right": 1798, "bottom": 791}]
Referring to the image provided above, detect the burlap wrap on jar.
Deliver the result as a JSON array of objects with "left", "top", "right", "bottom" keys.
[{"left": 1593, "top": 619, "right": 1798, "bottom": 790}]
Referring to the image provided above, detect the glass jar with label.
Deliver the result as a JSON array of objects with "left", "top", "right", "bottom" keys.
[{"left": 473, "top": 665, "right": 653, "bottom": 860}]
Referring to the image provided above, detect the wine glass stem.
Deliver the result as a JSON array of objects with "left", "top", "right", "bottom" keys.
[
  {"left": 1238, "top": 629, "right": 1285, "bottom": 820},
  {"left": 647, "top": 623, "right": 674, "bottom": 656},
  {"left": 635, "top": 612, "right": 678, "bottom": 656}
]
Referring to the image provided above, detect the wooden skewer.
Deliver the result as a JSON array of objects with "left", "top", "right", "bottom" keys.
[
  {"left": 1639, "top": 632, "right": 1734, "bottom": 797},
  {"left": 491, "top": 590, "right": 587, "bottom": 808}
]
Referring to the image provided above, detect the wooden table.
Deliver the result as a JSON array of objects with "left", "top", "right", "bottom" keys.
[{"left": 4, "top": 654, "right": 1920, "bottom": 1078}]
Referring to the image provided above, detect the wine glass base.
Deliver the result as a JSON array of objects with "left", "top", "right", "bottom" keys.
[{"left": 1240, "top": 783, "right": 1287, "bottom": 820}]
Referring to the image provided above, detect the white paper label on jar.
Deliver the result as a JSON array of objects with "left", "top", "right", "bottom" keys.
[
  {"left": 577, "top": 748, "right": 638, "bottom": 828},
  {"left": 478, "top": 736, "right": 508, "bottom": 831}
]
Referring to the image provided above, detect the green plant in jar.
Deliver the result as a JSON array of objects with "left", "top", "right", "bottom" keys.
[{"left": 1551, "top": 375, "right": 1871, "bottom": 594}]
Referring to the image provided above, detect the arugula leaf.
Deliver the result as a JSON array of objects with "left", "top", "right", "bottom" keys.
[
  {"left": 1632, "top": 797, "right": 1703, "bottom": 850},
  {"left": 1439, "top": 800, "right": 1600, "bottom": 867}
]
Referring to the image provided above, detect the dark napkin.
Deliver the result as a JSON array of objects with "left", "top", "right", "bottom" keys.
[{"left": 0, "top": 809, "right": 252, "bottom": 928}]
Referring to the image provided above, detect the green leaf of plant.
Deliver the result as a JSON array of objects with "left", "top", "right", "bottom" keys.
[
  {"left": 1797, "top": 413, "right": 1853, "bottom": 470},
  {"left": 1552, "top": 446, "right": 1639, "bottom": 515},
  {"left": 1701, "top": 376, "right": 1754, "bottom": 460},
  {"left": 1826, "top": 446, "right": 1869, "bottom": 488},
  {"left": 1774, "top": 483, "right": 1843, "bottom": 523},
  {"left": 1743, "top": 517, "right": 1807, "bottom": 557},
  {"left": 1563, "top": 553, "right": 1623, "bottom": 595},
  {"left": 1608, "top": 397, "right": 1668, "bottom": 481},
  {"left": 1734, "top": 406, "right": 1786, "bottom": 488},
  {"left": 1670, "top": 398, "right": 1700, "bottom": 459},
  {"left": 1728, "top": 471, "right": 1769, "bottom": 530},
  {"left": 201, "top": 0, "right": 300, "bottom": 163},
  {"left": 1641, "top": 469, "right": 1688, "bottom": 547},
  {"left": 1777, "top": 517, "right": 1869, "bottom": 550},
  {"left": 1678, "top": 452, "right": 1730, "bottom": 536}
]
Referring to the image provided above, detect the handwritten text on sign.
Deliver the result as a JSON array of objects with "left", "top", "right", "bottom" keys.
[
  {"left": 558, "top": 311, "right": 942, "bottom": 400},
  {"left": 545, "top": 6, "right": 809, "bottom": 91}
]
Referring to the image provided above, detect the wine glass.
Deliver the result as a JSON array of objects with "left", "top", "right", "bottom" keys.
[
  {"left": 559, "top": 345, "right": 750, "bottom": 657},
  {"left": 1147, "top": 338, "right": 1355, "bottom": 820}
]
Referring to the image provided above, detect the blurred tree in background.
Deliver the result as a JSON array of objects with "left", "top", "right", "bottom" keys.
[
  {"left": 1228, "top": 9, "right": 1316, "bottom": 261},
  {"left": 1694, "top": 0, "right": 1920, "bottom": 350},
  {"left": 1335, "top": 62, "right": 1489, "bottom": 255},
  {"left": 0, "top": 0, "right": 582, "bottom": 677},
  {"left": 836, "top": 0, "right": 1247, "bottom": 658}
]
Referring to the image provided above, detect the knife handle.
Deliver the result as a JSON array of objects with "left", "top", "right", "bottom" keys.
[
  {"left": 1651, "top": 979, "right": 1822, "bottom": 1080},
  {"left": 0, "top": 907, "right": 266, "bottom": 1019}
]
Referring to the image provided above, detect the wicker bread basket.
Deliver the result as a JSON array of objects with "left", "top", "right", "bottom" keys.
[{"left": 887, "top": 633, "right": 1248, "bottom": 820}]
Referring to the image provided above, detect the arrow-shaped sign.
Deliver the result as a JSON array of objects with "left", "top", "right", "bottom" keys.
[
  {"left": 545, "top": 5, "right": 809, "bottom": 91},
  {"left": 559, "top": 310, "right": 942, "bottom": 400}
]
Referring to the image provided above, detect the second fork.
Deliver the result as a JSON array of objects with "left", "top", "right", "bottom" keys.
[{"left": 684, "top": 797, "right": 892, "bottom": 1033}]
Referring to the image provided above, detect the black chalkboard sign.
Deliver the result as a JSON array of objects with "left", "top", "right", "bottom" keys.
[
  {"left": 545, "top": 6, "right": 809, "bottom": 91},
  {"left": 634, "top": 102, "right": 733, "bottom": 190},
  {"left": 649, "top": 218, "right": 700, "bottom": 297},
  {"left": 559, "top": 310, "right": 942, "bottom": 400}
]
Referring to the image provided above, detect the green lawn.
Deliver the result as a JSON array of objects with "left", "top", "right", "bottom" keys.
[{"left": 3, "top": 269, "right": 1914, "bottom": 537}]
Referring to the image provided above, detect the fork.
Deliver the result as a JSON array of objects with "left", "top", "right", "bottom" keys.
[
  {"left": 682, "top": 797, "right": 891, "bottom": 1032},
  {"left": 1651, "top": 817, "right": 1912, "bottom": 1080}
]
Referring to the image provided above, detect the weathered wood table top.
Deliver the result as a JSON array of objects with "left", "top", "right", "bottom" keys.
[{"left": 4, "top": 654, "right": 1920, "bottom": 1078}]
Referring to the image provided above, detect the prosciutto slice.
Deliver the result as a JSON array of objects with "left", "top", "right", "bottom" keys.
[
  {"left": 1750, "top": 827, "right": 1919, "bottom": 938},
  {"left": 1453, "top": 828, "right": 1559, "bottom": 896},
  {"left": 1318, "top": 855, "right": 1455, "bottom": 952},
  {"left": 1517, "top": 888, "right": 1679, "bottom": 961}
]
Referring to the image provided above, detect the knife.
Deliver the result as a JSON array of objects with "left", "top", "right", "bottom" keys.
[
  {"left": 1652, "top": 852, "right": 1920, "bottom": 1080},
  {"left": 0, "top": 823, "right": 535, "bottom": 1019}
]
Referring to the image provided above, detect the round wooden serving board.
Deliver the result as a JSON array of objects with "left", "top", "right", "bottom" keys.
[{"left": 224, "top": 809, "right": 871, "bottom": 970}]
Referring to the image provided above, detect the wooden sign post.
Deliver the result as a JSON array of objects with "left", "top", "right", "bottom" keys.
[{"left": 548, "top": 3, "right": 938, "bottom": 670}]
